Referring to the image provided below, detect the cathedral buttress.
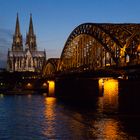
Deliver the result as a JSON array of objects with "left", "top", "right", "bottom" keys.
[
  {"left": 12, "top": 13, "right": 23, "bottom": 51},
  {"left": 26, "top": 14, "right": 37, "bottom": 51}
]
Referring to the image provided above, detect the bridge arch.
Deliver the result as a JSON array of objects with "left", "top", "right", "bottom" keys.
[
  {"left": 42, "top": 58, "right": 59, "bottom": 77},
  {"left": 58, "top": 23, "right": 140, "bottom": 72}
]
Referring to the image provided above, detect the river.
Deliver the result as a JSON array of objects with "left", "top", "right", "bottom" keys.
[{"left": 0, "top": 78, "right": 140, "bottom": 139}]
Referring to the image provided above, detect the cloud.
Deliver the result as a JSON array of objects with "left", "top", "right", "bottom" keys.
[{"left": 0, "top": 28, "right": 13, "bottom": 68}]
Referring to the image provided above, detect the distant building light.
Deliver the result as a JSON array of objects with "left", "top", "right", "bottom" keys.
[
  {"left": 0, "top": 83, "right": 3, "bottom": 86},
  {"left": 26, "top": 83, "right": 32, "bottom": 88},
  {"left": 43, "top": 93, "right": 47, "bottom": 96},
  {"left": 106, "top": 63, "right": 110, "bottom": 66},
  {"left": 43, "top": 82, "right": 47, "bottom": 87}
]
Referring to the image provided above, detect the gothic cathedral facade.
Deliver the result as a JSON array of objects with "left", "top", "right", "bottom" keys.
[{"left": 7, "top": 14, "right": 46, "bottom": 72}]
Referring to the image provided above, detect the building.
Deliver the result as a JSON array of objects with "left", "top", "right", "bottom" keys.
[{"left": 7, "top": 14, "right": 46, "bottom": 72}]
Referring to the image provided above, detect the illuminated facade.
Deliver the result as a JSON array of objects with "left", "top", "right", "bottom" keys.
[{"left": 7, "top": 14, "right": 46, "bottom": 72}]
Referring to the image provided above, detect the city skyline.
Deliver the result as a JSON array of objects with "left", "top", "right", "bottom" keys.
[{"left": 0, "top": 0, "right": 140, "bottom": 68}]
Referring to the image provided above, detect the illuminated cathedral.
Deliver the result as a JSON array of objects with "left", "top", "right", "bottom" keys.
[{"left": 7, "top": 14, "right": 46, "bottom": 72}]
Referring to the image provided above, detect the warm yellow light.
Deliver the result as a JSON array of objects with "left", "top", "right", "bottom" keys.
[
  {"left": 47, "top": 81, "right": 55, "bottom": 96},
  {"left": 137, "top": 44, "right": 140, "bottom": 52},
  {"left": 98, "top": 78, "right": 104, "bottom": 96},
  {"left": 98, "top": 79, "right": 104, "bottom": 85},
  {"left": 43, "top": 93, "right": 47, "bottom": 96},
  {"left": 103, "top": 120, "right": 118, "bottom": 139},
  {"left": 104, "top": 79, "right": 118, "bottom": 108},
  {"left": 27, "top": 83, "right": 31, "bottom": 86},
  {"left": 98, "top": 78, "right": 119, "bottom": 111},
  {"left": 104, "top": 79, "right": 118, "bottom": 96},
  {"left": 106, "top": 63, "right": 110, "bottom": 66},
  {"left": 120, "top": 46, "right": 126, "bottom": 58},
  {"left": 45, "top": 97, "right": 56, "bottom": 105},
  {"left": 43, "top": 82, "right": 47, "bottom": 87},
  {"left": 26, "top": 83, "right": 32, "bottom": 89},
  {"left": 43, "top": 97, "right": 56, "bottom": 136}
]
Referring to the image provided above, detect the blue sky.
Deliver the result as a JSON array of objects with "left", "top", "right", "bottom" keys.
[{"left": 0, "top": 0, "right": 140, "bottom": 67}]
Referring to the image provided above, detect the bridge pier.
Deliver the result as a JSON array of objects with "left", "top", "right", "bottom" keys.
[{"left": 55, "top": 77, "right": 99, "bottom": 102}]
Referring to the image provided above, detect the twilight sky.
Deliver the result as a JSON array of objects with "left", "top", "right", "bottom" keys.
[{"left": 0, "top": 0, "right": 140, "bottom": 67}]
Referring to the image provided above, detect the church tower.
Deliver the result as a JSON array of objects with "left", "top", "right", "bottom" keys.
[
  {"left": 12, "top": 13, "right": 23, "bottom": 51},
  {"left": 7, "top": 14, "right": 46, "bottom": 72},
  {"left": 26, "top": 14, "right": 37, "bottom": 51}
]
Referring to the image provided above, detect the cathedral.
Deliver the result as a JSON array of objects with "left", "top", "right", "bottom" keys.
[{"left": 7, "top": 14, "right": 46, "bottom": 72}]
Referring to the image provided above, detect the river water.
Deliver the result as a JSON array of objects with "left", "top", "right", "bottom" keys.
[{"left": 0, "top": 78, "right": 140, "bottom": 139}]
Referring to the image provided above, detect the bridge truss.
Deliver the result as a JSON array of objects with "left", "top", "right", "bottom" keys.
[
  {"left": 42, "top": 58, "right": 59, "bottom": 77},
  {"left": 57, "top": 23, "right": 140, "bottom": 72}
]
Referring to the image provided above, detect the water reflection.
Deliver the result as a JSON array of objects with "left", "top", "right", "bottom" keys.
[
  {"left": 0, "top": 78, "right": 140, "bottom": 139},
  {"left": 43, "top": 97, "right": 56, "bottom": 138},
  {"left": 98, "top": 78, "right": 119, "bottom": 113},
  {"left": 0, "top": 94, "right": 4, "bottom": 98},
  {"left": 95, "top": 78, "right": 129, "bottom": 139},
  {"left": 27, "top": 94, "right": 32, "bottom": 98},
  {"left": 42, "top": 97, "right": 87, "bottom": 139},
  {"left": 103, "top": 119, "right": 118, "bottom": 139},
  {"left": 0, "top": 93, "right": 139, "bottom": 139},
  {"left": 43, "top": 93, "right": 47, "bottom": 97},
  {"left": 90, "top": 118, "right": 129, "bottom": 139}
]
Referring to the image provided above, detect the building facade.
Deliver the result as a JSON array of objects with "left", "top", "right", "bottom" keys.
[{"left": 7, "top": 14, "right": 46, "bottom": 72}]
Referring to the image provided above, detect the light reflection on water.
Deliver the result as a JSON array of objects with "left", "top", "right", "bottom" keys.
[
  {"left": 98, "top": 78, "right": 119, "bottom": 113},
  {"left": 0, "top": 94, "right": 4, "bottom": 98},
  {"left": 95, "top": 79, "right": 121, "bottom": 139},
  {"left": 0, "top": 78, "right": 140, "bottom": 139},
  {"left": 43, "top": 97, "right": 56, "bottom": 138}
]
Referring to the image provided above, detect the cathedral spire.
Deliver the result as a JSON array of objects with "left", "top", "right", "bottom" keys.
[
  {"left": 26, "top": 14, "right": 37, "bottom": 51},
  {"left": 15, "top": 13, "right": 21, "bottom": 36},
  {"left": 12, "top": 13, "right": 23, "bottom": 51},
  {"left": 29, "top": 13, "right": 34, "bottom": 36}
]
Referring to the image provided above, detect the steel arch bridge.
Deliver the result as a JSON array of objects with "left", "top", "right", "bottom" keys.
[
  {"left": 57, "top": 23, "right": 140, "bottom": 73},
  {"left": 42, "top": 58, "right": 59, "bottom": 77}
]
